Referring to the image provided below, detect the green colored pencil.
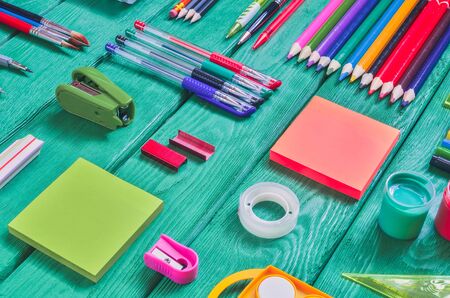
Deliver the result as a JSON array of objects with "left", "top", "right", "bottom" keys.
[
  {"left": 298, "top": 0, "right": 356, "bottom": 62},
  {"left": 326, "top": 0, "right": 393, "bottom": 75}
]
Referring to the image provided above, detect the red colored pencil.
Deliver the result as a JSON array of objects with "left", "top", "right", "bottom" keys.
[
  {"left": 0, "top": 11, "right": 78, "bottom": 50},
  {"left": 369, "top": 0, "right": 449, "bottom": 97},
  {"left": 252, "top": 0, "right": 305, "bottom": 50}
]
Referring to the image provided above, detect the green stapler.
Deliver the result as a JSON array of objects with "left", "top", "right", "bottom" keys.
[{"left": 56, "top": 67, "right": 134, "bottom": 130}]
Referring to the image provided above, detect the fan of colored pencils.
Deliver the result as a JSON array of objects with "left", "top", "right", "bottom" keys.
[
  {"left": 0, "top": 1, "right": 89, "bottom": 50},
  {"left": 287, "top": 0, "right": 450, "bottom": 107},
  {"left": 169, "top": 0, "right": 219, "bottom": 24}
]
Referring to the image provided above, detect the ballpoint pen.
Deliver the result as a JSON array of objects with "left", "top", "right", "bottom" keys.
[
  {"left": 115, "top": 35, "right": 263, "bottom": 106},
  {"left": 237, "top": 0, "right": 288, "bottom": 46},
  {"left": 134, "top": 21, "right": 282, "bottom": 89},
  {"left": 0, "top": 54, "right": 32, "bottom": 73},
  {"left": 105, "top": 43, "right": 256, "bottom": 117},
  {"left": 253, "top": 0, "right": 304, "bottom": 50},
  {"left": 227, "top": 0, "right": 270, "bottom": 38},
  {"left": 125, "top": 29, "right": 273, "bottom": 98}
]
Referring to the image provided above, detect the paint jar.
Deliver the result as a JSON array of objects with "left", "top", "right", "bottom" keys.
[
  {"left": 378, "top": 172, "right": 436, "bottom": 240},
  {"left": 435, "top": 181, "right": 450, "bottom": 241}
]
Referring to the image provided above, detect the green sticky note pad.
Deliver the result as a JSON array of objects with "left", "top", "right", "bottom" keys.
[{"left": 8, "top": 158, "right": 163, "bottom": 282}]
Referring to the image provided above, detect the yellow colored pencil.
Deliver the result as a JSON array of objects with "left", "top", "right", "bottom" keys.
[{"left": 350, "top": 0, "right": 420, "bottom": 82}]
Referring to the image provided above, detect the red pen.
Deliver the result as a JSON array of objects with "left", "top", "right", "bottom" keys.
[{"left": 253, "top": 0, "right": 305, "bottom": 50}]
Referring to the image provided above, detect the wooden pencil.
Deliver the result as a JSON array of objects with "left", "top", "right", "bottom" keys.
[
  {"left": 350, "top": 0, "right": 420, "bottom": 82},
  {"left": 298, "top": 0, "right": 355, "bottom": 62},
  {"left": 369, "top": 0, "right": 449, "bottom": 97},
  {"left": 326, "top": 0, "right": 393, "bottom": 75},
  {"left": 390, "top": 11, "right": 450, "bottom": 103},
  {"left": 359, "top": 0, "right": 427, "bottom": 88}
]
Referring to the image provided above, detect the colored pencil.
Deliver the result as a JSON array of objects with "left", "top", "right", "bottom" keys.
[
  {"left": 253, "top": 0, "right": 305, "bottom": 49},
  {"left": 326, "top": 0, "right": 393, "bottom": 75},
  {"left": 178, "top": 0, "right": 201, "bottom": 19},
  {"left": 339, "top": 0, "right": 403, "bottom": 81},
  {"left": 350, "top": 0, "right": 420, "bottom": 82},
  {"left": 0, "top": 1, "right": 88, "bottom": 45},
  {"left": 308, "top": 0, "right": 377, "bottom": 70},
  {"left": 227, "top": 0, "right": 270, "bottom": 38},
  {"left": 298, "top": 0, "right": 356, "bottom": 62},
  {"left": 287, "top": 0, "right": 343, "bottom": 59},
  {"left": 237, "top": 0, "right": 288, "bottom": 46},
  {"left": 185, "top": 0, "right": 206, "bottom": 20},
  {"left": 0, "top": 11, "right": 79, "bottom": 50},
  {"left": 359, "top": 0, "right": 427, "bottom": 88},
  {"left": 401, "top": 25, "right": 450, "bottom": 107},
  {"left": 371, "top": 0, "right": 449, "bottom": 97},
  {"left": 170, "top": 0, "right": 192, "bottom": 18},
  {"left": 390, "top": 11, "right": 450, "bottom": 103},
  {"left": 191, "top": 0, "right": 219, "bottom": 23}
]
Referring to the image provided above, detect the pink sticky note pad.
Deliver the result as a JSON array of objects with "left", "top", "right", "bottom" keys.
[{"left": 270, "top": 97, "right": 400, "bottom": 200}]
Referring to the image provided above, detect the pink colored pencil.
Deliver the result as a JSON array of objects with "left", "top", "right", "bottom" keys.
[{"left": 287, "top": 0, "right": 344, "bottom": 59}]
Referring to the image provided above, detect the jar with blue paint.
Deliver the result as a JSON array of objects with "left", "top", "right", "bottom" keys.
[{"left": 378, "top": 171, "right": 436, "bottom": 240}]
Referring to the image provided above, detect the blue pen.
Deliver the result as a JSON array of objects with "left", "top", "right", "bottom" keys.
[
  {"left": 339, "top": 0, "right": 404, "bottom": 81},
  {"left": 105, "top": 43, "right": 256, "bottom": 117}
]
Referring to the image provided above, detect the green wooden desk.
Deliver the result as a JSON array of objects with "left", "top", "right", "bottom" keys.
[{"left": 0, "top": 0, "right": 449, "bottom": 297}]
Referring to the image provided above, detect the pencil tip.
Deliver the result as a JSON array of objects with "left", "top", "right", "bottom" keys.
[
  {"left": 339, "top": 73, "right": 348, "bottom": 81},
  {"left": 316, "top": 64, "right": 324, "bottom": 72}
]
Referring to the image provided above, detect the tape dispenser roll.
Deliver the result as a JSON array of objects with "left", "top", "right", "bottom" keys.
[{"left": 238, "top": 182, "right": 300, "bottom": 239}]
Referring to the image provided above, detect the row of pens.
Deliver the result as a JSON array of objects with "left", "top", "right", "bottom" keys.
[
  {"left": 287, "top": 0, "right": 450, "bottom": 107},
  {"left": 106, "top": 21, "right": 282, "bottom": 118}
]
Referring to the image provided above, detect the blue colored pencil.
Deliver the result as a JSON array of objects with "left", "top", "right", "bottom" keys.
[
  {"left": 401, "top": 26, "right": 450, "bottom": 107},
  {"left": 311, "top": 0, "right": 378, "bottom": 71},
  {"left": 359, "top": 0, "right": 427, "bottom": 88},
  {"left": 339, "top": 0, "right": 404, "bottom": 81}
]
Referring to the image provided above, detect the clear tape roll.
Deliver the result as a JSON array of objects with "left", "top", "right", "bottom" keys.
[{"left": 238, "top": 182, "right": 300, "bottom": 239}]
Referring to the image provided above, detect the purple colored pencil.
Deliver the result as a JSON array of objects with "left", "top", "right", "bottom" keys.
[
  {"left": 401, "top": 23, "right": 450, "bottom": 107},
  {"left": 391, "top": 11, "right": 450, "bottom": 103},
  {"left": 307, "top": 0, "right": 376, "bottom": 68}
]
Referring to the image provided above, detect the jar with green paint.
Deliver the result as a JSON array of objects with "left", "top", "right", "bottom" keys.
[{"left": 378, "top": 172, "right": 436, "bottom": 240}]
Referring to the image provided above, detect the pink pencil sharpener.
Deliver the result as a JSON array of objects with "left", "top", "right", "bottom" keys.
[{"left": 144, "top": 234, "right": 199, "bottom": 284}]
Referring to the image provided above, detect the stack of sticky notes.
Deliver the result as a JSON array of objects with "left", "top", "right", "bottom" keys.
[
  {"left": 270, "top": 96, "right": 400, "bottom": 200},
  {"left": 430, "top": 130, "right": 450, "bottom": 174},
  {"left": 8, "top": 158, "right": 163, "bottom": 282}
]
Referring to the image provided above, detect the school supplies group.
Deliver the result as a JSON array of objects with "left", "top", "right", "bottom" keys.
[
  {"left": 170, "top": 0, "right": 219, "bottom": 24},
  {"left": 288, "top": 0, "right": 450, "bottom": 107},
  {"left": 0, "top": 1, "right": 89, "bottom": 50},
  {"left": 105, "top": 22, "right": 280, "bottom": 117}
]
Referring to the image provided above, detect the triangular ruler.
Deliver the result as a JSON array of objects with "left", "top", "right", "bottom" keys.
[{"left": 342, "top": 273, "right": 450, "bottom": 298}]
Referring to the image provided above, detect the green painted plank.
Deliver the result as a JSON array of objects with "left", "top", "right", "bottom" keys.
[
  {"left": 0, "top": 1, "right": 449, "bottom": 298},
  {"left": 146, "top": 55, "right": 450, "bottom": 296},
  {"left": 0, "top": 0, "right": 175, "bottom": 143},
  {"left": 314, "top": 73, "right": 450, "bottom": 298},
  {"left": 0, "top": 0, "right": 254, "bottom": 282},
  {"left": 0, "top": 0, "right": 331, "bottom": 294}
]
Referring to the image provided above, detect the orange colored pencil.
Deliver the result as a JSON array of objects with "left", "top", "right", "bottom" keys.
[
  {"left": 369, "top": 0, "right": 449, "bottom": 97},
  {"left": 350, "top": 0, "right": 419, "bottom": 82},
  {"left": 170, "top": 0, "right": 192, "bottom": 18}
]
